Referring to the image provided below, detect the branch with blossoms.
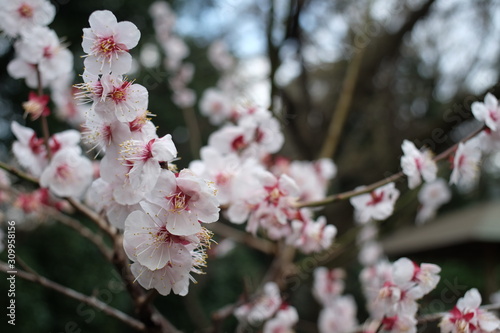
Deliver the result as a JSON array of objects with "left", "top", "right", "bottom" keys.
[{"left": 2, "top": 1, "right": 500, "bottom": 333}]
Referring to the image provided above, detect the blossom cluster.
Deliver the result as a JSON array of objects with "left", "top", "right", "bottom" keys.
[
  {"left": 77, "top": 10, "right": 220, "bottom": 296},
  {"left": 234, "top": 282, "right": 298, "bottom": 332},
  {"left": 313, "top": 267, "right": 358, "bottom": 333},
  {"left": 190, "top": 102, "right": 338, "bottom": 253},
  {"left": 360, "top": 258, "right": 441, "bottom": 333}
]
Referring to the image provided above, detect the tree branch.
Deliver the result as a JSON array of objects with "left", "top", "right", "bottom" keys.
[
  {"left": 297, "top": 124, "right": 486, "bottom": 208},
  {"left": 0, "top": 261, "right": 146, "bottom": 332},
  {"left": 318, "top": 48, "right": 365, "bottom": 159}
]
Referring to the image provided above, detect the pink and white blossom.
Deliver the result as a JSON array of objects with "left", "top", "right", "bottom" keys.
[
  {"left": 471, "top": 93, "right": 500, "bottom": 131},
  {"left": 450, "top": 139, "right": 482, "bottom": 191},
  {"left": 143, "top": 169, "right": 219, "bottom": 236},
  {"left": 400, "top": 140, "right": 437, "bottom": 189},
  {"left": 39, "top": 149, "right": 93, "bottom": 198},
  {"left": 199, "top": 88, "right": 233, "bottom": 125},
  {"left": 287, "top": 210, "right": 336, "bottom": 254},
  {"left": 234, "top": 282, "right": 282, "bottom": 325},
  {"left": 263, "top": 305, "right": 298, "bottom": 333},
  {"left": 0, "top": 0, "right": 55, "bottom": 37},
  {"left": 16, "top": 26, "right": 73, "bottom": 82},
  {"left": 313, "top": 267, "right": 346, "bottom": 306},
  {"left": 350, "top": 182, "right": 400, "bottom": 224},
  {"left": 82, "top": 10, "right": 140, "bottom": 75},
  {"left": 440, "top": 288, "right": 500, "bottom": 333},
  {"left": 119, "top": 135, "right": 177, "bottom": 193},
  {"left": 318, "top": 296, "right": 358, "bottom": 333},
  {"left": 416, "top": 178, "right": 451, "bottom": 224}
]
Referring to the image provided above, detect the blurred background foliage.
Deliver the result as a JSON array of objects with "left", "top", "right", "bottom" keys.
[{"left": 1, "top": 0, "right": 500, "bottom": 332}]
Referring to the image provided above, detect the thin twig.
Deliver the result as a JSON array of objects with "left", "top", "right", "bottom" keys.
[
  {"left": 0, "top": 160, "right": 38, "bottom": 184},
  {"left": 298, "top": 125, "right": 486, "bottom": 208},
  {"left": 318, "top": 47, "right": 365, "bottom": 159},
  {"left": 46, "top": 206, "right": 113, "bottom": 261},
  {"left": 0, "top": 261, "right": 146, "bottom": 332},
  {"left": 208, "top": 222, "right": 276, "bottom": 255}
]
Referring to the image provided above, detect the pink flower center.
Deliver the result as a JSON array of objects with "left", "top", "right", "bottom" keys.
[
  {"left": 140, "top": 139, "right": 155, "bottom": 162},
  {"left": 156, "top": 225, "right": 191, "bottom": 245},
  {"left": 29, "top": 134, "right": 45, "bottom": 155},
  {"left": 166, "top": 188, "right": 191, "bottom": 213},
  {"left": 96, "top": 36, "right": 126, "bottom": 56},
  {"left": 18, "top": 3, "right": 33, "bottom": 18},
  {"left": 382, "top": 315, "right": 398, "bottom": 330},
  {"left": 215, "top": 173, "right": 229, "bottom": 185},
  {"left": 231, "top": 135, "right": 247, "bottom": 151},
  {"left": 367, "top": 190, "right": 384, "bottom": 206},
  {"left": 110, "top": 82, "right": 131, "bottom": 104},
  {"left": 489, "top": 109, "right": 498, "bottom": 122},
  {"left": 55, "top": 164, "right": 71, "bottom": 180},
  {"left": 43, "top": 46, "right": 53, "bottom": 59}
]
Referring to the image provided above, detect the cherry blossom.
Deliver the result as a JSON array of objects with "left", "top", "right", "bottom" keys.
[
  {"left": 318, "top": 296, "right": 358, "bottom": 333},
  {"left": 380, "top": 314, "right": 417, "bottom": 333},
  {"left": 234, "top": 282, "right": 282, "bottom": 325},
  {"left": 82, "top": 10, "right": 140, "bottom": 75},
  {"left": 313, "top": 267, "right": 346, "bottom": 306},
  {"left": 22, "top": 91, "right": 50, "bottom": 120},
  {"left": 124, "top": 210, "right": 203, "bottom": 270},
  {"left": 119, "top": 135, "right": 177, "bottom": 193},
  {"left": 199, "top": 88, "right": 233, "bottom": 125},
  {"left": 11, "top": 121, "right": 48, "bottom": 176},
  {"left": 350, "top": 182, "right": 400, "bottom": 224},
  {"left": 392, "top": 257, "right": 441, "bottom": 298},
  {"left": 449, "top": 139, "right": 482, "bottom": 191},
  {"left": 39, "top": 149, "right": 93, "bottom": 198},
  {"left": 440, "top": 288, "right": 500, "bottom": 333},
  {"left": 208, "top": 39, "right": 234, "bottom": 71},
  {"left": 416, "top": 178, "right": 451, "bottom": 224},
  {"left": 262, "top": 305, "right": 298, "bottom": 333},
  {"left": 0, "top": 0, "right": 55, "bottom": 37},
  {"left": 471, "top": 93, "right": 500, "bottom": 131},
  {"left": 143, "top": 169, "right": 219, "bottom": 236},
  {"left": 92, "top": 74, "right": 149, "bottom": 123},
  {"left": 288, "top": 210, "right": 336, "bottom": 254},
  {"left": 15, "top": 26, "right": 73, "bottom": 82},
  {"left": 400, "top": 140, "right": 437, "bottom": 189}
]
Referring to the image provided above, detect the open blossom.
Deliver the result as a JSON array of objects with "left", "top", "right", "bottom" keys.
[
  {"left": 129, "top": 230, "right": 210, "bottom": 297},
  {"left": 143, "top": 169, "right": 219, "bottom": 236},
  {"left": 82, "top": 10, "right": 140, "bottom": 75},
  {"left": 450, "top": 139, "right": 482, "bottom": 191},
  {"left": 392, "top": 257, "right": 441, "bottom": 298},
  {"left": 15, "top": 26, "right": 73, "bottom": 82},
  {"left": 381, "top": 314, "right": 417, "bottom": 333},
  {"left": 318, "top": 296, "right": 358, "bottom": 333},
  {"left": 0, "top": 0, "right": 55, "bottom": 37},
  {"left": 440, "top": 288, "right": 500, "bottom": 333},
  {"left": 11, "top": 121, "right": 82, "bottom": 177},
  {"left": 119, "top": 135, "right": 177, "bottom": 193},
  {"left": 199, "top": 88, "right": 233, "bottom": 125},
  {"left": 40, "top": 149, "right": 93, "bottom": 198},
  {"left": 471, "top": 93, "right": 500, "bottom": 131},
  {"left": 416, "top": 178, "right": 451, "bottom": 224},
  {"left": 263, "top": 305, "right": 299, "bottom": 333},
  {"left": 288, "top": 210, "right": 336, "bottom": 254},
  {"left": 350, "top": 182, "right": 400, "bottom": 224},
  {"left": 234, "top": 282, "right": 282, "bottom": 325},
  {"left": 313, "top": 267, "right": 346, "bottom": 306},
  {"left": 92, "top": 74, "right": 149, "bottom": 122},
  {"left": 124, "top": 210, "right": 204, "bottom": 270},
  {"left": 400, "top": 140, "right": 437, "bottom": 189}
]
